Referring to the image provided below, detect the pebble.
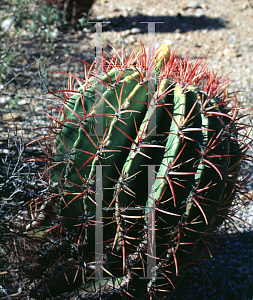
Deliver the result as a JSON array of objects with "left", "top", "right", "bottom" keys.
[
  {"left": 131, "top": 27, "right": 141, "bottom": 34},
  {"left": 97, "top": 14, "right": 105, "bottom": 20},
  {"left": 122, "top": 10, "right": 130, "bottom": 18},
  {"left": 215, "top": 34, "right": 223, "bottom": 41},
  {"left": 50, "top": 28, "right": 59, "bottom": 39},
  {"left": 128, "top": 35, "right": 137, "bottom": 43},
  {"left": 121, "top": 29, "right": 131, "bottom": 37},
  {"left": 163, "top": 39, "right": 173, "bottom": 45},
  {"left": 241, "top": 2, "right": 249, "bottom": 10},
  {"left": 223, "top": 48, "right": 237, "bottom": 58},
  {"left": 17, "top": 99, "right": 27, "bottom": 106},
  {"left": 1, "top": 18, "right": 13, "bottom": 32},
  {"left": 187, "top": 1, "right": 201, "bottom": 9},
  {"left": 0, "top": 96, "right": 10, "bottom": 104},
  {"left": 174, "top": 33, "right": 181, "bottom": 40}
]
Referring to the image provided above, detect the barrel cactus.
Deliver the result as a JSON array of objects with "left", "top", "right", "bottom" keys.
[{"left": 23, "top": 44, "right": 252, "bottom": 299}]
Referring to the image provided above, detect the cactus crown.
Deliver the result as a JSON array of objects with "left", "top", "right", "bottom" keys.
[{"left": 23, "top": 44, "right": 252, "bottom": 299}]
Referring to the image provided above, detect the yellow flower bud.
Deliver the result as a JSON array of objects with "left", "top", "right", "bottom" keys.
[{"left": 155, "top": 44, "right": 170, "bottom": 69}]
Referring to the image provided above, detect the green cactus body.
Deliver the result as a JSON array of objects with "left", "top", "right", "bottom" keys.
[{"left": 28, "top": 45, "right": 249, "bottom": 299}]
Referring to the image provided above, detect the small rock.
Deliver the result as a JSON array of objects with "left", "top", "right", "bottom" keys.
[
  {"left": 0, "top": 96, "right": 10, "bottom": 104},
  {"left": 215, "top": 34, "right": 223, "bottom": 41},
  {"left": 247, "top": 215, "right": 253, "bottom": 225},
  {"left": 175, "top": 33, "right": 181, "bottom": 40},
  {"left": 18, "top": 99, "right": 27, "bottom": 106},
  {"left": 223, "top": 48, "right": 237, "bottom": 58},
  {"left": 97, "top": 15, "right": 105, "bottom": 21},
  {"left": 1, "top": 18, "right": 13, "bottom": 32},
  {"left": 121, "top": 30, "right": 131, "bottom": 37},
  {"left": 131, "top": 27, "right": 141, "bottom": 34},
  {"left": 241, "top": 2, "right": 249, "bottom": 10},
  {"left": 187, "top": 1, "right": 201, "bottom": 9},
  {"left": 194, "top": 43, "right": 201, "bottom": 47},
  {"left": 133, "top": 9, "right": 142, "bottom": 15},
  {"left": 122, "top": 10, "right": 130, "bottom": 18},
  {"left": 50, "top": 28, "right": 59, "bottom": 39},
  {"left": 229, "top": 35, "right": 237, "bottom": 42},
  {"left": 128, "top": 35, "right": 137, "bottom": 43},
  {"left": 163, "top": 39, "right": 173, "bottom": 45}
]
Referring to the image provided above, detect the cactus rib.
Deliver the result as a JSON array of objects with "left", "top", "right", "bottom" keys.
[{"left": 22, "top": 44, "right": 252, "bottom": 299}]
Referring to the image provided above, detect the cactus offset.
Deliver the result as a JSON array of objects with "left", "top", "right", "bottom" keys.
[{"left": 24, "top": 45, "right": 252, "bottom": 299}]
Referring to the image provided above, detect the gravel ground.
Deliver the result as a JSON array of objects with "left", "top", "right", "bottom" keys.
[{"left": 0, "top": 0, "right": 253, "bottom": 299}]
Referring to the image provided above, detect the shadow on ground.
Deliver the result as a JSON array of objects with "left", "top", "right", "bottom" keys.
[
  {"left": 172, "top": 230, "right": 253, "bottom": 300},
  {"left": 92, "top": 14, "right": 227, "bottom": 33}
]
